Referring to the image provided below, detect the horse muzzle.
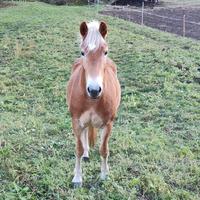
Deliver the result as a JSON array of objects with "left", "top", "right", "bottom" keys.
[{"left": 87, "top": 85, "right": 102, "bottom": 99}]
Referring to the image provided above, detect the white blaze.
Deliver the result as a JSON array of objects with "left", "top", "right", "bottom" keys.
[{"left": 86, "top": 76, "right": 103, "bottom": 96}]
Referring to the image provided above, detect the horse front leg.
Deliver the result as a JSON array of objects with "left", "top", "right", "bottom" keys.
[
  {"left": 72, "top": 119, "right": 84, "bottom": 187},
  {"left": 99, "top": 122, "right": 113, "bottom": 180},
  {"left": 81, "top": 128, "right": 90, "bottom": 161}
]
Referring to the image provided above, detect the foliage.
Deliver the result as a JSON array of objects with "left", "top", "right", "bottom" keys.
[
  {"left": 0, "top": 2, "right": 200, "bottom": 199},
  {"left": 39, "top": 0, "right": 89, "bottom": 5},
  {"left": 40, "top": 0, "right": 67, "bottom": 6}
]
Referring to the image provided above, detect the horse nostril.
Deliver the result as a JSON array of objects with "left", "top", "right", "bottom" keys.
[
  {"left": 87, "top": 87, "right": 91, "bottom": 93},
  {"left": 87, "top": 86, "right": 101, "bottom": 98}
]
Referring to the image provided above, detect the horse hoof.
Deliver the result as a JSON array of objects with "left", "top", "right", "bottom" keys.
[
  {"left": 73, "top": 182, "right": 82, "bottom": 188},
  {"left": 83, "top": 157, "right": 89, "bottom": 162}
]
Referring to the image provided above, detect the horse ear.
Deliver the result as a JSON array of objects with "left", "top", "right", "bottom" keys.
[
  {"left": 99, "top": 21, "right": 107, "bottom": 38},
  {"left": 80, "top": 21, "right": 88, "bottom": 38}
]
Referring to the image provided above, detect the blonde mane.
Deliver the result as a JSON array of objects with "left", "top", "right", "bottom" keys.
[{"left": 81, "top": 21, "right": 106, "bottom": 53}]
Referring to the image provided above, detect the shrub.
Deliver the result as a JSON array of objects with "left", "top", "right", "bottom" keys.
[{"left": 40, "top": 0, "right": 89, "bottom": 5}]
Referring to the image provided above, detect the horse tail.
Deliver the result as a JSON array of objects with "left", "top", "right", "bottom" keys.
[{"left": 88, "top": 125, "right": 97, "bottom": 147}]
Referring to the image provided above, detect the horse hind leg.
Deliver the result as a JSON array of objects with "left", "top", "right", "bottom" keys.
[
  {"left": 81, "top": 128, "right": 90, "bottom": 162},
  {"left": 99, "top": 122, "right": 112, "bottom": 180}
]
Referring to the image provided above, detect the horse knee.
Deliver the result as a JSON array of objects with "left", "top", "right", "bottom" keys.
[
  {"left": 100, "top": 145, "right": 109, "bottom": 158},
  {"left": 76, "top": 139, "right": 84, "bottom": 157}
]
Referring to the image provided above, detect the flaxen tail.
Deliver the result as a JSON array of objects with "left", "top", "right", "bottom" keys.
[{"left": 88, "top": 125, "right": 97, "bottom": 147}]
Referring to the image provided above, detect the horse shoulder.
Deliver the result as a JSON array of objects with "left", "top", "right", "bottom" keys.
[
  {"left": 67, "top": 58, "right": 82, "bottom": 107},
  {"left": 106, "top": 57, "right": 117, "bottom": 74},
  {"left": 71, "top": 58, "right": 82, "bottom": 72},
  {"left": 105, "top": 58, "right": 121, "bottom": 109}
]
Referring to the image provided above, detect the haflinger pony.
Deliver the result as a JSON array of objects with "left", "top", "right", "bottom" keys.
[{"left": 67, "top": 21, "right": 121, "bottom": 187}]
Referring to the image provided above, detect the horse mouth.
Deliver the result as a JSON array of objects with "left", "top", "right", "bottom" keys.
[
  {"left": 87, "top": 93, "right": 101, "bottom": 100},
  {"left": 88, "top": 95, "right": 101, "bottom": 100}
]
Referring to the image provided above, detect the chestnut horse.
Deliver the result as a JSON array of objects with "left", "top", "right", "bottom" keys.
[{"left": 67, "top": 21, "right": 121, "bottom": 187}]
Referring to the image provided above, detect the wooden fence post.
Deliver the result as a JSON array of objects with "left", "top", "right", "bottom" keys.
[
  {"left": 141, "top": 1, "right": 144, "bottom": 25},
  {"left": 183, "top": 14, "right": 186, "bottom": 37}
]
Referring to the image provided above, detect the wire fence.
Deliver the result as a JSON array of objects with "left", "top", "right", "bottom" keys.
[
  {"left": 111, "top": 5, "right": 200, "bottom": 26},
  {"left": 103, "top": 4, "right": 200, "bottom": 38}
]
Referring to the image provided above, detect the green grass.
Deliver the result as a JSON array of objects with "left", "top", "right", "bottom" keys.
[{"left": 1, "top": 2, "right": 200, "bottom": 199}]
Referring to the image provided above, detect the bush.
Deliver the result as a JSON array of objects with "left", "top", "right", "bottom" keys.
[
  {"left": 40, "top": 0, "right": 66, "bottom": 5},
  {"left": 67, "top": 0, "right": 88, "bottom": 5},
  {"left": 40, "top": 0, "right": 88, "bottom": 5}
]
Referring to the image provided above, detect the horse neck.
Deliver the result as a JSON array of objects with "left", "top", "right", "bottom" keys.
[{"left": 77, "top": 63, "right": 86, "bottom": 94}]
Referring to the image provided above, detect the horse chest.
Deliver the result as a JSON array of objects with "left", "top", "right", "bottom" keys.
[{"left": 79, "top": 109, "right": 104, "bottom": 128}]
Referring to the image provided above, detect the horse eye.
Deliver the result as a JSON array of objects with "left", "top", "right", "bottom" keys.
[
  {"left": 81, "top": 51, "right": 85, "bottom": 56},
  {"left": 104, "top": 51, "right": 108, "bottom": 55}
]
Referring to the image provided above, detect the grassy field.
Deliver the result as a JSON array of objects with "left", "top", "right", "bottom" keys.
[{"left": 1, "top": 2, "right": 200, "bottom": 199}]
